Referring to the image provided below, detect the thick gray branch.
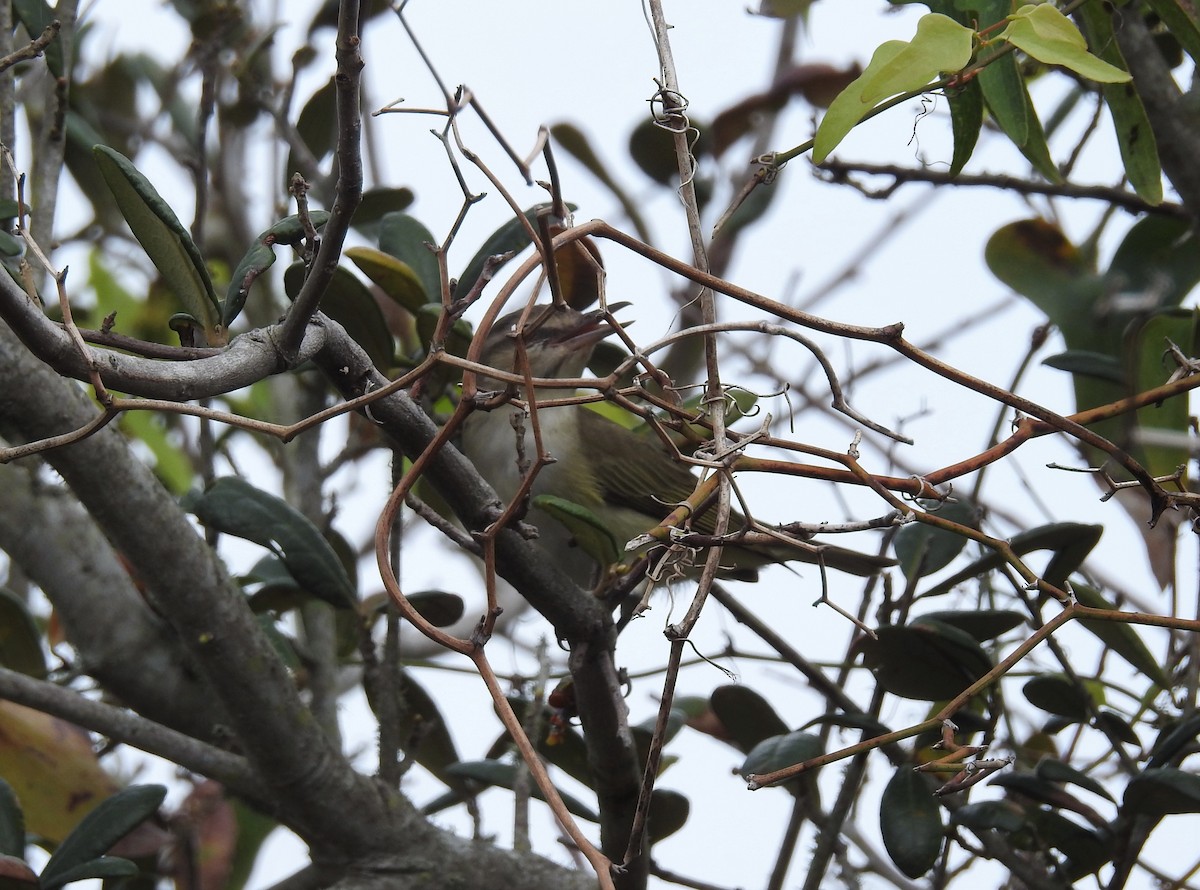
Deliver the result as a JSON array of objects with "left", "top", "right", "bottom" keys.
[
  {"left": 0, "top": 461, "right": 231, "bottom": 743},
  {"left": 0, "top": 272, "right": 326, "bottom": 399}
]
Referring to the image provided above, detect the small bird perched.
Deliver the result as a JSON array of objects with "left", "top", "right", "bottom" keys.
[{"left": 460, "top": 303, "right": 893, "bottom": 587}]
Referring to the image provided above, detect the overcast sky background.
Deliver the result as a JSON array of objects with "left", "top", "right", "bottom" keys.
[{"left": 44, "top": 1, "right": 1200, "bottom": 887}]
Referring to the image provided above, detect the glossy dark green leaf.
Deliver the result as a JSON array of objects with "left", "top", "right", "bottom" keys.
[
  {"left": 858, "top": 621, "right": 993, "bottom": 700},
  {"left": 40, "top": 785, "right": 165, "bottom": 888},
  {"left": 443, "top": 760, "right": 599, "bottom": 821},
  {"left": 1147, "top": 713, "right": 1200, "bottom": 768},
  {"left": 1035, "top": 758, "right": 1114, "bottom": 802},
  {"left": 1144, "top": 0, "right": 1200, "bottom": 64},
  {"left": 922, "top": 521, "right": 1102, "bottom": 597},
  {"left": 552, "top": 123, "right": 649, "bottom": 241},
  {"left": 93, "top": 146, "right": 221, "bottom": 343},
  {"left": 1073, "top": 584, "right": 1170, "bottom": 690},
  {"left": 263, "top": 210, "right": 333, "bottom": 247},
  {"left": 710, "top": 685, "right": 790, "bottom": 754},
  {"left": 648, "top": 789, "right": 690, "bottom": 843},
  {"left": 951, "top": 798, "right": 1027, "bottom": 833},
  {"left": 183, "top": 477, "right": 357, "bottom": 609},
  {"left": 880, "top": 768, "right": 943, "bottom": 878},
  {"left": 894, "top": 499, "right": 978, "bottom": 581},
  {"left": 1124, "top": 767, "right": 1200, "bottom": 817},
  {"left": 629, "top": 116, "right": 689, "bottom": 185},
  {"left": 224, "top": 212, "right": 331, "bottom": 327},
  {"left": 40, "top": 856, "right": 139, "bottom": 889},
  {"left": 1041, "top": 350, "right": 1125, "bottom": 385},
  {"left": 1106, "top": 217, "right": 1200, "bottom": 308},
  {"left": 1040, "top": 523, "right": 1103, "bottom": 589},
  {"left": 293, "top": 77, "right": 337, "bottom": 169},
  {"left": 453, "top": 204, "right": 574, "bottom": 301},
  {"left": 391, "top": 669, "right": 466, "bottom": 793},
  {"left": 798, "top": 711, "right": 891, "bottom": 737},
  {"left": 0, "top": 588, "right": 46, "bottom": 679},
  {"left": 978, "top": 49, "right": 1028, "bottom": 150},
  {"left": 947, "top": 75, "right": 982, "bottom": 175},
  {"left": 1124, "top": 310, "right": 1194, "bottom": 479},
  {"left": 915, "top": 609, "right": 1025, "bottom": 642},
  {"left": 0, "top": 780, "right": 23, "bottom": 858},
  {"left": 740, "top": 730, "right": 823, "bottom": 779},
  {"left": 1077, "top": 4, "right": 1161, "bottom": 204},
  {"left": 379, "top": 212, "right": 442, "bottom": 306},
  {"left": 1030, "top": 809, "right": 1110, "bottom": 879},
  {"left": 1094, "top": 709, "right": 1141, "bottom": 747},
  {"left": 352, "top": 187, "right": 416, "bottom": 230},
  {"left": 1023, "top": 675, "right": 1093, "bottom": 722},
  {"left": 406, "top": 591, "right": 465, "bottom": 628},
  {"left": 12, "top": 0, "right": 63, "bottom": 76},
  {"left": 310, "top": 265, "right": 395, "bottom": 369}
]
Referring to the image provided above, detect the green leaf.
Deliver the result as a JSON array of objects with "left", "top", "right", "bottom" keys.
[
  {"left": 405, "top": 591, "right": 466, "bottom": 628},
  {"left": 1148, "top": 713, "right": 1200, "bottom": 768},
  {"left": 813, "top": 13, "right": 974, "bottom": 162},
  {"left": 740, "top": 730, "right": 823, "bottom": 778},
  {"left": 1144, "top": 0, "right": 1200, "bottom": 65},
  {"left": 922, "top": 521, "right": 1102, "bottom": 597},
  {"left": 224, "top": 211, "right": 331, "bottom": 327},
  {"left": 1022, "top": 674, "right": 1094, "bottom": 721},
  {"left": 978, "top": 49, "right": 1027, "bottom": 148},
  {"left": 453, "top": 204, "right": 574, "bottom": 301},
  {"left": 880, "top": 769, "right": 943, "bottom": 878},
  {"left": 388, "top": 670, "right": 469, "bottom": 794},
  {"left": 1035, "top": 757, "right": 1114, "bottom": 802},
  {"left": 552, "top": 123, "right": 649, "bottom": 242},
  {"left": 1073, "top": 584, "right": 1170, "bottom": 689},
  {"left": 648, "top": 789, "right": 690, "bottom": 843},
  {"left": 1029, "top": 809, "right": 1110, "bottom": 879},
  {"left": 302, "top": 264, "right": 394, "bottom": 369},
  {"left": 709, "top": 685, "right": 790, "bottom": 754},
  {"left": 40, "top": 857, "right": 139, "bottom": 890},
  {"left": 345, "top": 246, "right": 429, "bottom": 314},
  {"left": 858, "top": 621, "right": 993, "bottom": 700},
  {"left": 183, "top": 477, "right": 357, "bottom": 609},
  {"left": 12, "top": 0, "right": 63, "bottom": 76},
  {"left": 378, "top": 212, "right": 441, "bottom": 306},
  {"left": 1124, "top": 767, "right": 1200, "bottom": 817},
  {"left": 92, "top": 146, "right": 221, "bottom": 344},
  {"left": 0, "top": 588, "right": 47, "bottom": 679},
  {"left": 915, "top": 609, "right": 1026, "bottom": 642},
  {"left": 1041, "top": 351, "right": 1125, "bottom": 385},
  {"left": 947, "top": 76, "right": 982, "bottom": 175},
  {"left": 532, "top": 494, "right": 623, "bottom": 567},
  {"left": 894, "top": 499, "right": 979, "bottom": 581},
  {"left": 1076, "top": 3, "right": 1161, "bottom": 204},
  {"left": 40, "top": 785, "right": 165, "bottom": 888},
  {"left": 443, "top": 760, "right": 599, "bottom": 821},
  {"left": 952, "top": 799, "right": 1027, "bottom": 833},
  {"left": 352, "top": 187, "right": 416, "bottom": 230},
  {"left": 999, "top": 4, "right": 1132, "bottom": 84},
  {"left": 798, "top": 711, "right": 892, "bottom": 737},
  {"left": 0, "top": 779, "right": 24, "bottom": 858}
]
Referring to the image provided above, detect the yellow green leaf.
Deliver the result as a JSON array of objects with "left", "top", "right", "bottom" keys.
[
  {"left": 999, "top": 4, "right": 1132, "bottom": 84},
  {"left": 814, "top": 14, "right": 974, "bottom": 162},
  {"left": 92, "top": 145, "right": 222, "bottom": 344}
]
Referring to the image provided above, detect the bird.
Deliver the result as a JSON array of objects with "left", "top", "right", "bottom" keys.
[{"left": 460, "top": 303, "right": 894, "bottom": 588}]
